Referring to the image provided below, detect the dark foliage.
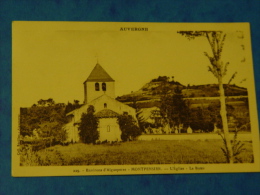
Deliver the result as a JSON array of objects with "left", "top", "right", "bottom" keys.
[
  {"left": 160, "top": 86, "right": 189, "bottom": 128},
  {"left": 117, "top": 114, "right": 141, "bottom": 141},
  {"left": 20, "top": 100, "right": 68, "bottom": 143},
  {"left": 152, "top": 76, "right": 169, "bottom": 82},
  {"left": 78, "top": 105, "right": 99, "bottom": 144},
  {"left": 65, "top": 100, "right": 81, "bottom": 114}
]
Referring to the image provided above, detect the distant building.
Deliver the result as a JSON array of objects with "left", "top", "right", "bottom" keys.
[
  {"left": 37, "top": 98, "right": 55, "bottom": 107},
  {"left": 65, "top": 63, "right": 136, "bottom": 142},
  {"left": 140, "top": 107, "right": 162, "bottom": 124}
]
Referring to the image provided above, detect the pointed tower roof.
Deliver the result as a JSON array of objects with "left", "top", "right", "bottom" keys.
[{"left": 85, "top": 63, "right": 114, "bottom": 82}]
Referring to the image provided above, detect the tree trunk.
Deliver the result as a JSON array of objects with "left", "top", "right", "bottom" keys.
[{"left": 218, "top": 77, "right": 234, "bottom": 163}]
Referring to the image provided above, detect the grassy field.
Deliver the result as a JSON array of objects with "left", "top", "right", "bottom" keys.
[{"left": 20, "top": 140, "right": 254, "bottom": 166}]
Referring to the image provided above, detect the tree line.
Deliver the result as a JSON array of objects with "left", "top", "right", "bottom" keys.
[
  {"left": 158, "top": 86, "right": 249, "bottom": 133},
  {"left": 20, "top": 99, "right": 68, "bottom": 145}
]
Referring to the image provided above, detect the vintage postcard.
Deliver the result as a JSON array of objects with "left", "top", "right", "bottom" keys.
[{"left": 12, "top": 22, "right": 260, "bottom": 176}]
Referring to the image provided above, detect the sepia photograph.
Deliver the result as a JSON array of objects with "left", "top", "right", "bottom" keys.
[{"left": 12, "top": 22, "right": 260, "bottom": 176}]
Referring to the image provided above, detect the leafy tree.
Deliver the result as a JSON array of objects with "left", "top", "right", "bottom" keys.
[
  {"left": 152, "top": 76, "right": 169, "bottom": 82},
  {"left": 117, "top": 114, "right": 141, "bottom": 141},
  {"left": 20, "top": 101, "right": 68, "bottom": 144},
  {"left": 189, "top": 107, "right": 215, "bottom": 132},
  {"left": 37, "top": 98, "right": 55, "bottom": 107},
  {"left": 78, "top": 105, "right": 99, "bottom": 144},
  {"left": 20, "top": 108, "right": 38, "bottom": 136},
  {"left": 160, "top": 86, "right": 189, "bottom": 132},
  {"left": 65, "top": 100, "right": 81, "bottom": 114},
  {"left": 65, "top": 102, "right": 74, "bottom": 114},
  {"left": 178, "top": 31, "right": 235, "bottom": 163}
]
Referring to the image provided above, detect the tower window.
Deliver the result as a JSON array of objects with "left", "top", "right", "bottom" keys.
[
  {"left": 102, "top": 82, "right": 106, "bottom": 91},
  {"left": 95, "top": 83, "right": 100, "bottom": 91},
  {"left": 104, "top": 103, "right": 107, "bottom": 108},
  {"left": 107, "top": 125, "right": 110, "bottom": 132}
]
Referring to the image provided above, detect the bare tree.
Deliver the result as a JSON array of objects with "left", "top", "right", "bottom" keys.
[{"left": 178, "top": 31, "right": 234, "bottom": 163}]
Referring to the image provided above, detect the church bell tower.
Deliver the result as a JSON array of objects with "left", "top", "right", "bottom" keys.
[{"left": 83, "top": 63, "right": 115, "bottom": 104}]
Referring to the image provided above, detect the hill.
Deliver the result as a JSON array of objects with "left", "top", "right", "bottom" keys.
[{"left": 116, "top": 76, "right": 248, "bottom": 108}]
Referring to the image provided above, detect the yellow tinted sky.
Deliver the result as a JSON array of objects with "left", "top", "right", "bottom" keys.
[{"left": 12, "top": 22, "right": 253, "bottom": 107}]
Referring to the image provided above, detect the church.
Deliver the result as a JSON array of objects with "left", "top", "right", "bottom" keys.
[{"left": 65, "top": 63, "right": 136, "bottom": 143}]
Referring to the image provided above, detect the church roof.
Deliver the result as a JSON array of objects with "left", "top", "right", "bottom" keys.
[
  {"left": 85, "top": 63, "right": 114, "bottom": 82},
  {"left": 95, "top": 109, "right": 119, "bottom": 118}
]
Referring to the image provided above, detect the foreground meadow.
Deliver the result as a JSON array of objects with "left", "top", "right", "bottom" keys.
[{"left": 20, "top": 140, "right": 254, "bottom": 166}]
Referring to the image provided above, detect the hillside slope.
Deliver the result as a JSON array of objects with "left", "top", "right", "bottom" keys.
[{"left": 116, "top": 76, "right": 248, "bottom": 108}]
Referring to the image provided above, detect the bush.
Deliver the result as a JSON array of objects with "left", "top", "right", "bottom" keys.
[
  {"left": 78, "top": 105, "right": 99, "bottom": 144},
  {"left": 118, "top": 114, "right": 142, "bottom": 141}
]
